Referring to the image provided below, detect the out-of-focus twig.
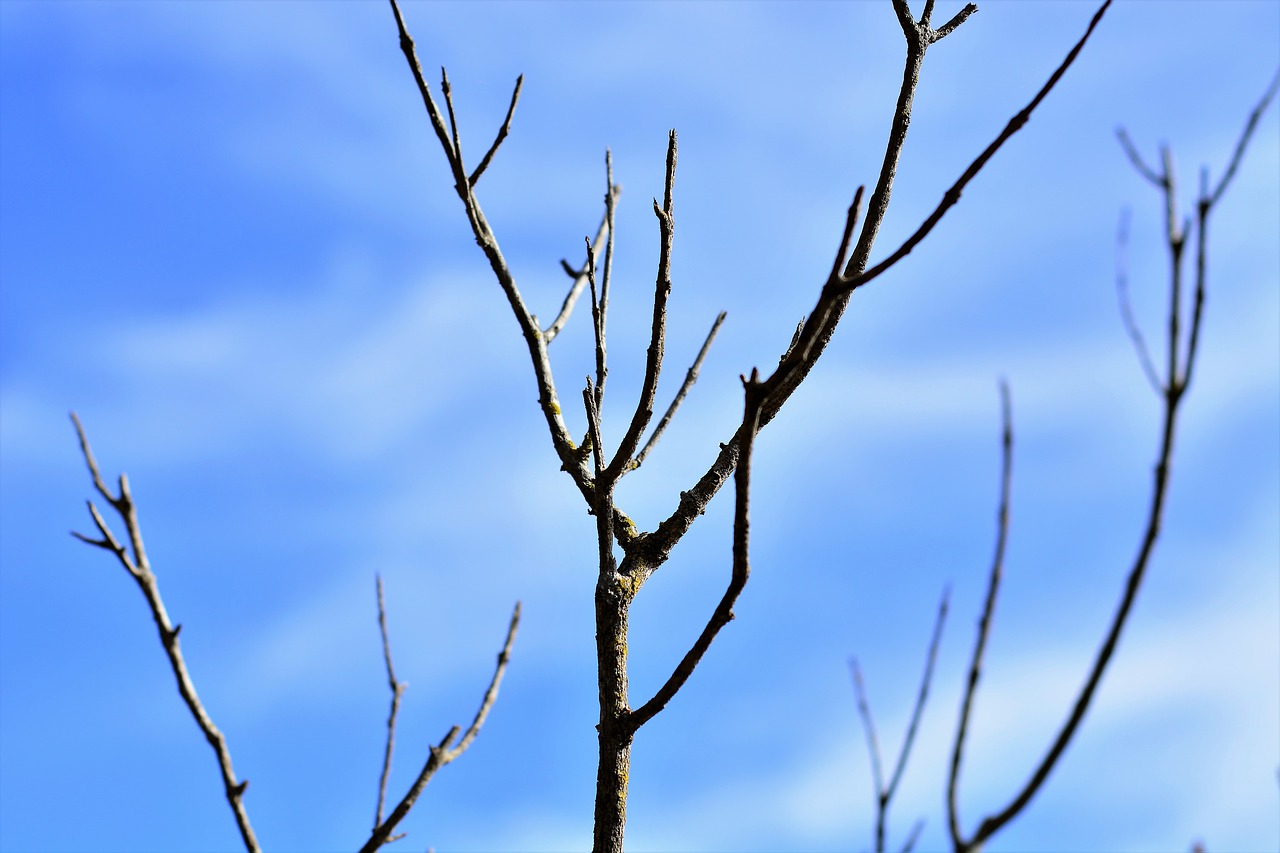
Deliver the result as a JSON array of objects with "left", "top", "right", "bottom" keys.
[
  {"left": 372, "top": 575, "right": 407, "bottom": 835},
  {"left": 851, "top": 587, "right": 949, "bottom": 853}
]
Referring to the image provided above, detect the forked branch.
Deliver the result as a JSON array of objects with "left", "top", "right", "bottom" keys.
[
  {"left": 628, "top": 368, "right": 766, "bottom": 734},
  {"left": 69, "top": 413, "right": 261, "bottom": 853},
  {"left": 547, "top": 184, "right": 620, "bottom": 344},
  {"left": 851, "top": 587, "right": 949, "bottom": 853},
  {"left": 949, "top": 73, "right": 1276, "bottom": 850},
  {"left": 637, "top": 1, "right": 1112, "bottom": 577},
  {"left": 1113, "top": 207, "right": 1162, "bottom": 394},
  {"left": 388, "top": 0, "right": 593, "bottom": 496},
  {"left": 845, "top": 0, "right": 1113, "bottom": 293},
  {"left": 605, "top": 131, "right": 678, "bottom": 485},
  {"left": 360, "top": 602, "right": 521, "bottom": 853}
]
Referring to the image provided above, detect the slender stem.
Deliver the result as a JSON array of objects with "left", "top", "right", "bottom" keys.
[
  {"left": 948, "top": 383, "right": 1013, "bottom": 852},
  {"left": 605, "top": 131, "right": 678, "bottom": 484},
  {"left": 372, "top": 575, "right": 406, "bottom": 832},
  {"left": 629, "top": 369, "right": 764, "bottom": 734},
  {"left": 361, "top": 602, "right": 520, "bottom": 853},
  {"left": 70, "top": 414, "right": 261, "bottom": 853},
  {"left": 1113, "top": 206, "right": 1163, "bottom": 394},
  {"left": 950, "top": 77, "right": 1275, "bottom": 844},
  {"left": 634, "top": 311, "right": 727, "bottom": 470},
  {"left": 547, "top": 189, "right": 619, "bottom": 344}
]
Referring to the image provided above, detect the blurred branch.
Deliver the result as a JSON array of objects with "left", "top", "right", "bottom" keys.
[
  {"left": 851, "top": 587, "right": 949, "bottom": 853},
  {"left": 372, "top": 575, "right": 407, "bottom": 836},
  {"left": 1113, "top": 207, "right": 1163, "bottom": 394},
  {"left": 69, "top": 413, "right": 261, "bottom": 853},
  {"left": 950, "top": 74, "right": 1275, "bottom": 848},
  {"left": 948, "top": 382, "right": 1013, "bottom": 853}
]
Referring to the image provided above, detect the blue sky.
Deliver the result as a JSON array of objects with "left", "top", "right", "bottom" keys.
[{"left": 1, "top": 1, "right": 1277, "bottom": 851}]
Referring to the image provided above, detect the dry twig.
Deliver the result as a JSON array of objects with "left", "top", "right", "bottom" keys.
[
  {"left": 69, "top": 413, "right": 261, "bottom": 853},
  {"left": 372, "top": 574, "right": 407, "bottom": 835},
  {"left": 360, "top": 602, "right": 521, "bottom": 853}
]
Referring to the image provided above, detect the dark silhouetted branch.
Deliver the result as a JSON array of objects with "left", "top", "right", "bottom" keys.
[
  {"left": 948, "top": 382, "right": 1013, "bottom": 853},
  {"left": 628, "top": 369, "right": 765, "bottom": 734},
  {"left": 388, "top": 0, "right": 594, "bottom": 497},
  {"left": 604, "top": 131, "right": 678, "bottom": 485},
  {"left": 846, "top": 0, "right": 1112, "bottom": 293},
  {"left": 637, "top": 1, "right": 1110, "bottom": 582}
]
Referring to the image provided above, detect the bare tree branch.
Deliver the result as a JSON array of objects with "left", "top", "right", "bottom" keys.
[
  {"left": 469, "top": 74, "right": 523, "bottom": 188},
  {"left": 388, "top": 0, "right": 594, "bottom": 496},
  {"left": 950, "top": 80, "right": 1272, "bottom": 845},
  {"left": 597, "top": 150, "right": 618, "bottom": 407},
  {"left": 633, "top": 310, "right": 727, "bottom": 470},
  {"left": 900, "top": 818, "right": 925, "bottom": 853},
  {"left": 69, "top": 413, "right": 261, "bottom": 853},
  {"left": 1115, "top": 127, "right": 1163, "bottom": 187},
  {"left": 585, "top": 378, "right": 606, "bottom": 478},
  {"left": 846, "top": 0, "right": 1113, "bottom": 293},
  {"left": 1114, "top": 207, "right": 1163, "bottom": 394},
  {"left": 948, "top": 381, "right": 1013, "bottom": 853},
  {"left": 373, "top": 574, "right": 407, "bottom": 834},
  {"left": 850, "top": 589, "right": 950, "bottom": 853},
  {"left": 361, "top": 602, "right": 521, "bottom": 853},
  {"left": 587, "top": 239, "right": 608, "bottom": 411},
  {"left": 635, "top": 1, "right": 1111, "bottom": 582},
  {"left": 1208, "top": 67, "right": 1280, "bottom": 207},
  {"left": 1187, "top": 69, "right": 1279, "bottom": 389},
  {"left": 439, "top": 67, "right": 467, "bottom": 179},
  {"left": 628, "top": 368, "right": 765, "bottom": 734},
  {"left": 547, "top": 188, "right": 619, "bottom": 344},
  {"left": 604, "top": 131, "right": 678, "bottom": 484}
]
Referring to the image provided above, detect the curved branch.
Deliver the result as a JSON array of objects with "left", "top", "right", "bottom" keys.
[
  {"left": 627, "top": 368, "right": 765, "bottom": 733},
  {"left": 947, "top": 382, "right": 1013, "bottom": 852},
  {"left": 547, "top": 185, "right": 620, "bottom": 344}
]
